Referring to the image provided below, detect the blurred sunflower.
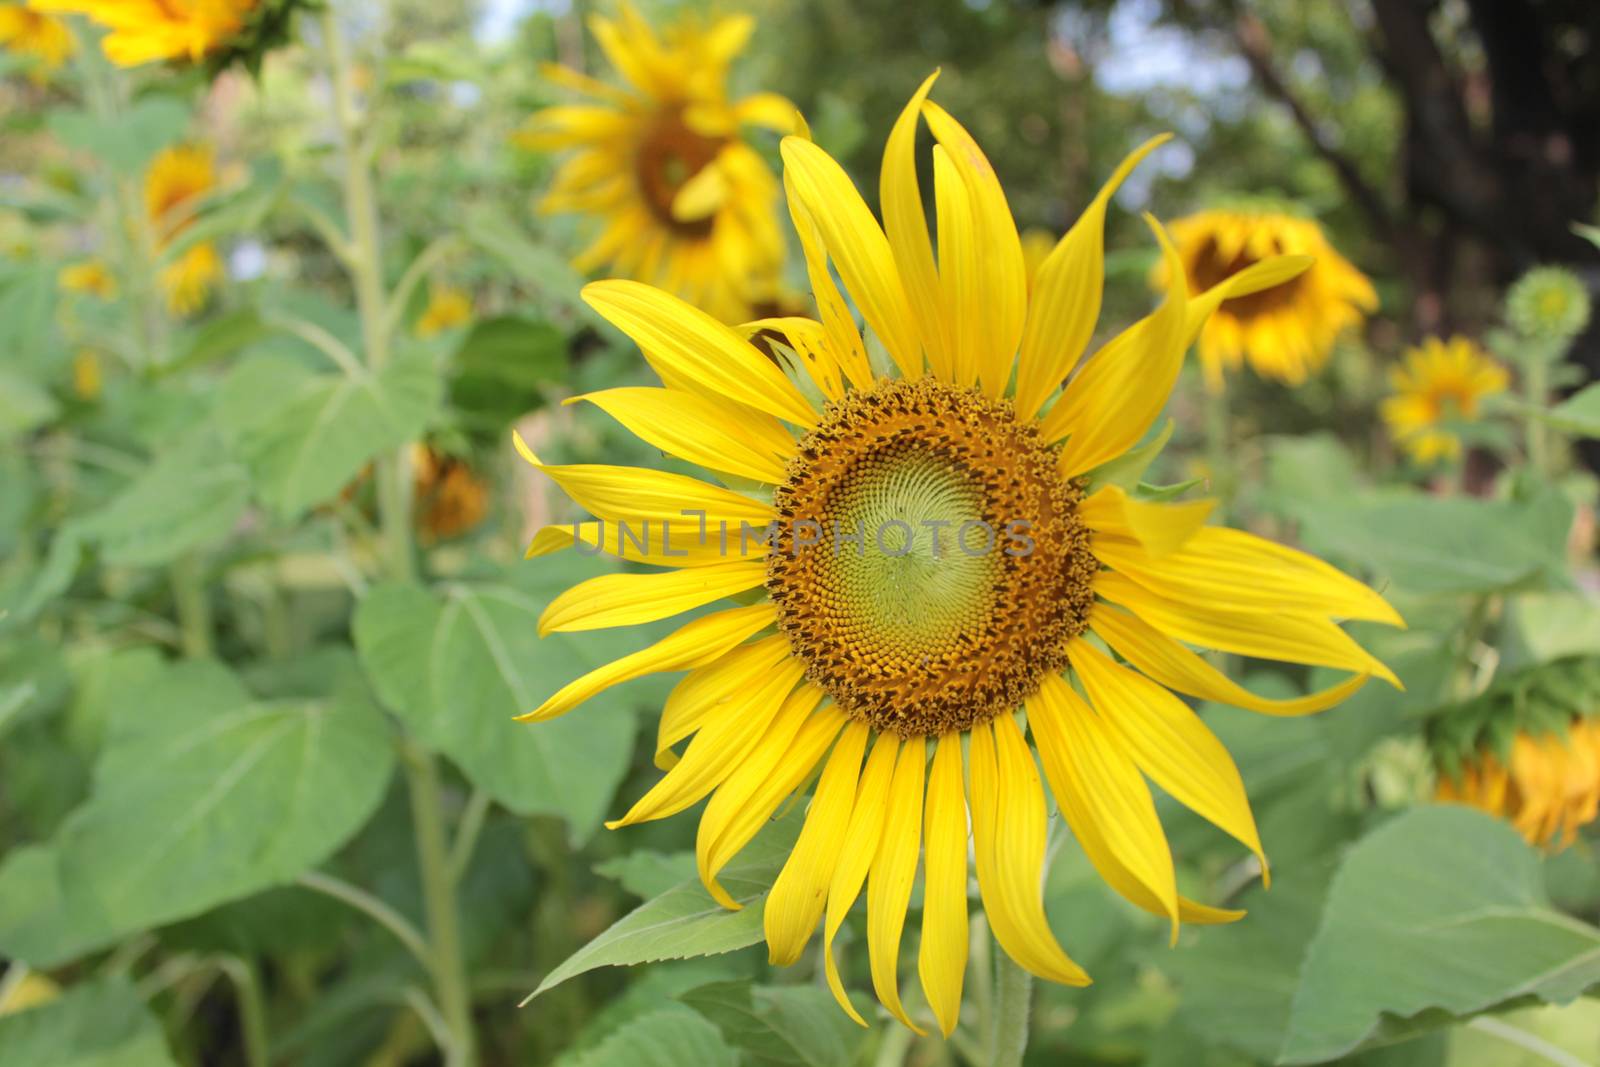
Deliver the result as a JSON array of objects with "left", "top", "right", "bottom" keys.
[
  {"left": 1159, "top": 208, "right": 1377, "bottom": 390},
  {"left": 0, "top": 4, "right": 74, "bottom": 71},
  {"left": 29, "top": 0, "right": 255, "bottom": 66},
  {"left": 1381, "top": 335, "right": 1508, "bottom": 465},
  {"left": 415, "top": 284, "right": 473, "bottom": 338},
  {"left": 58, "top": 259, "right": 116, "bottom": 299},
  {"left": 517, "top": 4, "right": 793, "bottom": 323},
  {"left": 1438, "top": 718, "right": 1600, "bottom": 851},
  {"left": 412, "top": 444, "right": 489, "bottom": 544},
  {"left": 146, "top": 144, "right": 224, "bottom": 316},
  {"left": 516, "top": 74, "right": 1402, "bottom": 1034}
]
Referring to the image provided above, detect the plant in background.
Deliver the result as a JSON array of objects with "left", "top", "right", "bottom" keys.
[
  {"left": 517, "top": 2, "right": 794, "bottom": 323},
  {"left": 145, "top": 143, "right": 224, "bottom": 316},
  {"left": 1381, "top": 335, "right": 1509, "bottom": 466},
  {"left": 1158, "top": 206, "right": 1377, "bottom": 391},
  {"left": 515, "top": 73, "right": 1402, "bottom": 1045},
  {"left": 1433, "top": 656, "right": 1600, "bottom": 850},
  {"left": 414, "top": 282, "right": 473, "bottom": 338},
  {"left": 28, "top": 0, "right": 312, "bottom": 72}
]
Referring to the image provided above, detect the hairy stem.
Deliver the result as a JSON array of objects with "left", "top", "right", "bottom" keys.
[{"left": 989, "top": 948, "right": 1034, "bottom": 1067}]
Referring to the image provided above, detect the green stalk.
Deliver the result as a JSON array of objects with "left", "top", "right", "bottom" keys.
[
  {"left": 171, "top": 554, "right": 214, "bottom": 660},
  {"left": 1524, "top": 358, "right": 1551, "bottom": 478},
  {"left": 217, "top": 957, "right": 270, "bottom": 1067},
  {"left": 321, "top": 8, "right": 469, "bottom": 1064},
  {"left": 989, "top": 948, "right": 1034, "bottom": 1067},
  {"left": 1203, "top": 382, "right": 1235, "bottom": 515}
]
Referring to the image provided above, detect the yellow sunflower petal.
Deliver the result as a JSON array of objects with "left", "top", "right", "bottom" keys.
[
  {"left": 764, "top": 721, "right": 871, "bottom": 966},
  {"left": 606, "top": 656, "right": 805, "bottom": 829},
  {"left": 1014, "top": 135, "right": 1171, "bottom": 422},
  {"left": 697, "top": 687, "right": 840, "bottom": 908},
  {"left": 882, "top": 70, "right": 953, "bottom": 381},
  {"left": 538, "top": 560, "right": 769, "bottom": 635},
  {"left": 867, "top": 736, "right": 928, "bottom": 1034},
  {"left": 1068, "top": 638, "right": 1267, "bottom": 882},
  {"left": 582, "top": 280, "right": 817, "bottom": 428},
  {"left": 823, "top": 733, "right": 901, "bottom": 1025},
  {"left": 736, "top": 316, "right": 846, "bottom": 402},
  {"left": 1079, "top": 484, "right": 1215, "bottom": 557},
  {"left": 784, "top": 166, "right": 873, "bottom": 391},
  {"left": 568, "top": 386, "right": 794, "bottom": 485},
  {"left": 918, "top": 732, "right": 969, "bottom": 1037},
  {"left": 524, "top": 520, "right": 733, "bottom": 568},
  {"left": 734, "top": 91, "right": 799, "bottom": 132},
  {"left": 780, "top": 136, "right": 922, "bottom": 378},
  {"left": 658, "top": 636, "right": 793, "bottom": 768},
  {"left": 970, "top": 716, "right": 1091, "bottom": 986},
  {"left": 1091, "top": 604, "right": 1373, "bottom": 717},
  {"left": 921, "top": 100, "right": 1026, "bottom": 398},
  {"left": 518, "top": 603, "right": 774, "bottom": 722}
]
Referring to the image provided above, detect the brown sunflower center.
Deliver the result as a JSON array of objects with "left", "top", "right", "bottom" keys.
[
  {"left": 1190, "top": 234, "right": 1304, "bottom": 318},
  {"left": 634, "top": 106, "right": 725, "bottom": 239},
  {"left": 766, "top": 378, "right": 1096, "bottom": 737}
]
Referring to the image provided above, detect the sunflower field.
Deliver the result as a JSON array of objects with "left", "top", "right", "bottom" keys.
[{"left": 3, "top": 1, "right": 1600, "bottom": 1065}]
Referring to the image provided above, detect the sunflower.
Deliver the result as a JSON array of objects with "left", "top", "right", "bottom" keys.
[
  {"left": 412, "top": 444, "right": 489, "bottom": 544},
  {"left": 415, "top": 284, "right": 474, "bottom": 338},
  {"left": 517, "top": 4, "right": 793, "bottom": 324},
  {"left": 145, "top": 144, "right": 223, "bottom": 316},
  {"left": 28, "top": 0, "right": 255, "bottom": 66},
  {"left": 58, "top": 259, "right": 117, "bottom": 299},
  {"left": 0, "top": 4, "right": 74, "bottom": 71},
  {"left": 516, "top": 75, "right": 1402, "bottom": 1034},
  {"left": 1381, "top": 335, "right": 1508, "bottom": 465},
  {"left": 1158, "top": 208, "right": 1377, "bottom": 390},
  {"left": 1438, "top": 718, "right": 1600, "bottom": 851}
]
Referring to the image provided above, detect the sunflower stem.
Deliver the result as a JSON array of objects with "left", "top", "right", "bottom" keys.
[
  {"left": 216, "top": 956, "right": 270, "bottom": 1067},
  {"left": 989, "top": 946, "right": 1033, "bottom": 1067},
  {"left": 1524, "top": 358, "right": 1552, "bottom": 477},
  {"left": 170, "top": 554, "right": 213, "bottom": 660},
  {"left": 1203, "top": 383, "right": 1236, "bottom": 516}
]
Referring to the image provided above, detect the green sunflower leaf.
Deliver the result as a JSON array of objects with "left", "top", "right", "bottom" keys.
[
  {"left": 561, "top": 1005, "right": 738, "bottom": 1067},
  {"left": 1277, "top": 805, "right": 1600, "bottom": 1064},
  {"left": 528, "top": 807, "right": 804, "bottom": 999},
  {"left": 0, "top": 978, "right": 178, "bottom": 1067},
  {"left": 678, "top": 980, "right": 868, "bottom": 1067},
  {"left": 1544, "top": 382, "right": 1600, "bottom": 438},
  {"left": 43, "top": 659, "right": 394, "bottom": 946}
]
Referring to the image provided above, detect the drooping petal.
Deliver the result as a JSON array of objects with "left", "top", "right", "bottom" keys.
[
  {"left": 582, "top": 280, "right": 817, "bottom": 428},
  {"left": 538, "top": 560, "right": 769, "bottom": 634},
  {"left": 969, "top": 717, "right": 1091, "bottom": 986},
  {"left": 823, "top": 733, "right": 901, "bottom": 1025},
  {"left": 1014, "top": 136, "right": 1171, "bottom": 422},
  {"left": 1094, "top": 572, "right": 1399, "bottom": 685},
  {"left": 1091, "top": 605, "right": 1373, "bottom": 717},
  {"left": 867, "top": 736, "right": 927, "bottom": 1034},
  {"left": 656, "top": 636, "right": 793, "bottom": 767},
  {"left": 569, "top": 386, "right": 795, "bottom": 485},
  {"left": 921, "top": 100, "right": 1026, "bottom": 398},
  {"left": 1079, "top": 484, "right": 1215, "bottom": 557},
  {"left": 882, "top": 71, "right": 953, "bottom": 381},
  {"left": 1029, "top": 673, "right": 1178, "bottom": 936},
  {"left": 764, "top": 721, "right": 871, "bottom": 965},
  {"left": 518, "top": 604, "right": 774, "bottom": 722},
  {"left": 918, "top": 732, "right": 969, "bottom": 1037},
  {"left": 781, "top": 137, "right": 922, "bottom": 378},
  {"left": 697, "top": 688, "right": 842, "bottom": 907},
  {"left": 1068, "top": 638, "right": 1267, "bottom": 882},
  {"left": 605, "top": 655, "right": 805, "bottom": 828}
]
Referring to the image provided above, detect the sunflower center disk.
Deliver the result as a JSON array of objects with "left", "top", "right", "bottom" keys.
[
  {"left": 634, "top": 107, "right": 725, "bottom": 237},
  {"left": 1191, "top": 235, "right": 1303, "bottom": 317},
  {"left": 767, "top": 378, "right": 1097, "bottom": 737}
]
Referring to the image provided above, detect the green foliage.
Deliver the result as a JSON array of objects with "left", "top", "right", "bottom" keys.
[{"left": 0, "top": 979, "right": 177, "bottom": 1067}]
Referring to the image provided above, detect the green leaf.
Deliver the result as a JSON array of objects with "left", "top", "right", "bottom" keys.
[
  {"left": 48, "top": 96, "right": 191, "bottom": 175},
  {"left": 565, "top": 1005, "right": 739, "bottom": 1067},
  {"left": 161, "top": 307, "right": 273, "bottom": 377},
  {"left": 449, "top": 315, "right": 566, "bottom": 433},
  {"left": 595, "top": 850, "right": 696, "bottom": 900},
  {"left": 1544, "top": 382, "right": 1600, "bottom": 438},
  {"left": 678, "top": 981, "right": 867, "bottom": 1067},
  {"left": 0, "top": 368, "right": 58, "bottom": 441},
  {"left": 461, "top": 208, "right": 598, "bottom": 326},
  {"left": 74, "top": 437, "right": 250, "bottom": 566},
  {"left": 352, "top": 572, "right": 638, "bottom": 839},
  {"left": 51, "top": 659, "right": 395, "bottom": 941},
  {"left": 218, "top": 347, "right": 441, "bottom": 518},
  {"left": 0, "top": 844, "right": 122, "bottom": 968},
  {"left": 0, "top": 978, "right": 178, "bottom": 1067},
  {"left": 1279, "top": 805, "right": 1600, "bottom": 1063},
  {"left": 1290, "top": 492, "right": 1569, "bottom": 595},
  {"left": 530, "top": 808, "right": 804, "bottom": 999}
]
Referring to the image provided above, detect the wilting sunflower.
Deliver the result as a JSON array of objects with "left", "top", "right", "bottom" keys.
[
  {"left": 1159, "top": 208, "right": 1377, "bottom": 390},
  {"left": 412, "top": 444, "right": 489, "bottom": 544},
  {"left": 1438, "top": 718, "right": 1600, "bottom": 851},
  {"left": 517, "top": 75, "right": 1402, "bottom": 1034},
  {"left": 27, "top": 0, "right": 264, "bottom": 67},
  {"left": 517, "top": 4, "right": 792, "bottom": 323},
  {"left": 1381, "top": 335, "right": 1508, "bottom": 465},
  {"left": 0, "top": 4, "right": 74, "bottom": 71},
  {"left": 146, "top": 144, "right": 224, "bottom": 316}
]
